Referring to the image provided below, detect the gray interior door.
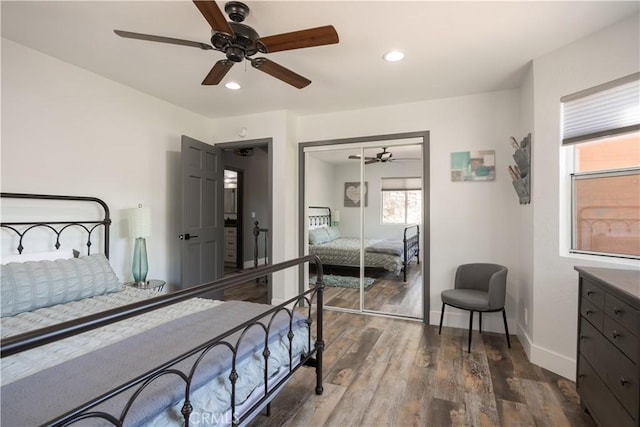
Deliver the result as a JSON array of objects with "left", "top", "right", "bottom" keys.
[{"left": 180, "top": 135, "right": 224, "bottom": 295}]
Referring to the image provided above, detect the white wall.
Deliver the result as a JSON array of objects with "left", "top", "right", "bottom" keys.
[
  {"left": 516, "top": 62, "right": 535, "bottom": 352},
  {"left": 298, "top": 90, "right": 523, "bottom": 335},
  {"left": 209, "top": 111, "right": 299, "bottom": 304},
  {"left": 306, "top": 156, "right": 336, "bottom": 209},
  {"left": 526, "top": 13, "right": 640, "bottom": 379},
  {"left": 1, "top": 38, "right": 215, "bottom": 288}
]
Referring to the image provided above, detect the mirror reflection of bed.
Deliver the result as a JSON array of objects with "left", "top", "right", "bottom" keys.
[{"left": 308, "top": 206, "right": 421, "bottom": 319}]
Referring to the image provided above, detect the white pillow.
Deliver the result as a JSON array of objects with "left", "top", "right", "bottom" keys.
[{"left": 1, "top": 248, "right": 75, "bottom": 264}]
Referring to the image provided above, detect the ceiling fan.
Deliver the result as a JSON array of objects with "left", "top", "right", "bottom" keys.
[
  {"left": 348, "top": 147, "right": 419, "bottom": 165},
  {"left": 114, "top": 1, "right": 339, "bottom": 89}
]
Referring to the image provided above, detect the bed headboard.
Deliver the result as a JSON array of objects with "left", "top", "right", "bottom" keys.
[
  {"left": 0, "top": 193, "right": 111, "bottom": 258},
  {"left": 308, "top": 206, "right": 332, "bottom": 229}
]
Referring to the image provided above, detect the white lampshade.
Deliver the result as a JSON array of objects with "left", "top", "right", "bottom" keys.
[{"left": 129, "top": 206, "right": 152, "bottom": 238}]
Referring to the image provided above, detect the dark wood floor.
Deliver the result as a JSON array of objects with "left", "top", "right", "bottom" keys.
[
  {"left": 247, "top": 310, "right": 595, "bottom": 427},
  {"left": 224, "top": 268, "right": 594, "bottom": 426},
  {"left": 320, "top": 263, "right": 422, "bottom": 318}
]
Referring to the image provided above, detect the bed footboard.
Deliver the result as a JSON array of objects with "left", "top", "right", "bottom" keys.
[{"left": 1, "top": 255, "right": 325, "bottom": 427}]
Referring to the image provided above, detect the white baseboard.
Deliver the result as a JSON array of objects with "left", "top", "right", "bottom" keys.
[
  {"left": 430, "top": 309, "right": 576, "bottom": 380},
  {"left": 517, "top": 321, "right": 576, "bottom": 381}
]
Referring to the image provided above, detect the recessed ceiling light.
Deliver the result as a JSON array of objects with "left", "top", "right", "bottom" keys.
[
  {"left": 225, "top": 82, "right": 241, "bottom": 90},
  {"left": 383, "top": 51, "right": 405, "bottom": 62}
]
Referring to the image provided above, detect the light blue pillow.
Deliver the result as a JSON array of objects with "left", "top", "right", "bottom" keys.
[
  {"left": 309, "top": 228, "right": 330, "bottom": 245},
  {"left": 326, "top": 227, "right": 341, "bottom": 241},
  {"left": 1, "top": 253, "right": 122, "bottom": 317}
]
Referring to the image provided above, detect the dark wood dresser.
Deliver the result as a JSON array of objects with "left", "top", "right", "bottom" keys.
[{"left": 575, "top": 266, "right": 640, "bottom": 427}]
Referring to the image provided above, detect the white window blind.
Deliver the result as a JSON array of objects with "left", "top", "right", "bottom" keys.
[
  {"left": 561, "top": 72, "right": 640, "bottom": 145},
  {"left": 381, "top": 177, "right": 421, "bottom": 191}
]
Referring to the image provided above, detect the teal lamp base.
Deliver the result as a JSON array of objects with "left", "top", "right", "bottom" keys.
[{"left": 132, "top": 237, "right": 148, "bottom": 286}]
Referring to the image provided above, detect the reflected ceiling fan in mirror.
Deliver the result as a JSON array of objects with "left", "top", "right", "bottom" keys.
[
  {"left": 114, "top": 1, "right": 339, "bottom": 89},
  {"left": 348, "top": 147, "right": 420, "bottom": 165}
]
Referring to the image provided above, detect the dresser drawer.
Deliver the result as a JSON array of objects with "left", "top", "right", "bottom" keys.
[
  {"left": 580, "top": 318, "right": 638, "bottom": 418},
  {"left": 224, "top": 250, "right": 236, "bottom": 262},
  {"left": 606, "top": 293, "right": 639, "bottom": 337},
  {"left": 581, "top": 298, "right": 604, "bottom": 331},
  {"left": 225, "top": 236, "right": 237, "bottom": 248},
  {"left": 604, "top": 316, "right": 638, "bottom": 363},
  {"left": 224, "top": 227, "right": 237, "bottom": 237},
  {"left": 582, "top": 279, "right": 605, "bottom": 309},
  {"left": 578, "top": 355, "right": 636, "bottom": 427}
]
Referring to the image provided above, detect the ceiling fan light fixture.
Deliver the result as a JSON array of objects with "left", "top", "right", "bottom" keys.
[
  {"left": 383, "top": 50, "right": 404, "bottom": 62},
  {"left": 225, "top": 81, "right": 241, "bottom": 90}
]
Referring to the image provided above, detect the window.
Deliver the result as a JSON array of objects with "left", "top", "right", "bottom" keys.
[
  {"left": 381, "top": 177, "right": 422, "bottom": 224},
  {"left": 562, "top": 73, "right": 640, "bottom": 259}
]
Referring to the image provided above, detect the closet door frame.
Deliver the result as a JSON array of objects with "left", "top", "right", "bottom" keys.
[{"left": 298, "top": 131, "right": 430, "bottom": 324}]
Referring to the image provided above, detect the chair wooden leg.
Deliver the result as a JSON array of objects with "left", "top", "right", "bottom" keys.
[
  {"left": 439, "top": 302, "right": 445, "bottom": 335},
  {"left": 502, "top": 308, "right": 511, "bottom": 348},
  {"left": 479, "top": 312, "right": 483, "bottom": 334},
  {"left": 468, "top": 311, "right": 473, "bottom": 353}
]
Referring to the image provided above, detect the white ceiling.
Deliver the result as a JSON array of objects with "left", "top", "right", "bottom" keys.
[{"left": 2, "top": 1, "right": 638, "bottom": 120}]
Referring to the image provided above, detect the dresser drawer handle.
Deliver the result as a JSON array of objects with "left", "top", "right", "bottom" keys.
[
  {"left": 585, "top": 309, "right": 593, "bottom": 315},
  {"left": 612, "top": 331, "right": 620, "bottom": 339},
  {"left": 586, "top": 290, "right": 594, "bottom": 296},
  {"left": 580, "top": 335, "right": 588, "bottom": 340},
  {"left": 620, "top": 377, "right": 629, "bottom": 386},
  {"left": 613, "top": 307, "right": 623, "bottom": 315}
]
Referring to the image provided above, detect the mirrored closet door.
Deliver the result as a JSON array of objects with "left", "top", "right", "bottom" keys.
[{"left": 304, "top": 139, "right": 424, "bottom": 320}]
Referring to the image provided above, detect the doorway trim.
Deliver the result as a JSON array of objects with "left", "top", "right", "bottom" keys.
[{"left": 298, "top": 131, "right": 430, "bottom": 324}]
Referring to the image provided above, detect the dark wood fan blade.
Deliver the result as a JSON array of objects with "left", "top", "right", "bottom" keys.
[
  {"left": 349, "top": 155, "right": 377, "bottom": 160},
  {"left": 193, "top": 1, "right": 234, "bottom": 36},
  {"left": 365, "top": 159, "right": 379, "bottom": 165},
  {"left": 114, "top": 30, "right": 213, "bottom": 50},
  {"left": 202, "top": 60, "right": 234, "bottom": 85},
  {"left": 259, "top": 25, "right": 339, "bottom": 53},
  {"left": 250, "top": 58, "right": 311, "bottom": 89}
]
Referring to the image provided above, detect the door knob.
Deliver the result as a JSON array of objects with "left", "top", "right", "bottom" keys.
[{"left": 179, "top": 233, "right": 199, "bottom": 240}]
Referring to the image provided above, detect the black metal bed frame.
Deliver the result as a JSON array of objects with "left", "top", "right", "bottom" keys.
[
  {"left": 1, "top": 192, "right": 112, "bottom": 257},
  {"left": 308, "top": 206, "right": 420, "bottom": 281},
  {"left": 0, "top": 193, "right": 325, "bottom": 427}
]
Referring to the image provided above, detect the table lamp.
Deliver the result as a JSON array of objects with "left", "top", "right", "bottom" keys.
[{"left": 129, "top": 204, "right": 152, "bottom": 287}]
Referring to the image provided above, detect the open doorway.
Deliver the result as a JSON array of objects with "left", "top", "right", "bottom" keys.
[
  {"left": 223, "top": 168, "right": 243, "bottom": 275},
  {"left": 217, "top": 139, "right": 273, "bottom": 304}
]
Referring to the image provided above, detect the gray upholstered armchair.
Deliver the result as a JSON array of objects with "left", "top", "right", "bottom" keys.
[{"left": 438, "top": 263, "right": 510, "bottom": 352}]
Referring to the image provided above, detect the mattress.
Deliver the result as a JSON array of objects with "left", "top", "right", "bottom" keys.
[
  {"left": 1, "top": 287, "right": 311, "bottom": 426},
  {"left": 309, "top": 237, "right": 403, "bottom": 274}
]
